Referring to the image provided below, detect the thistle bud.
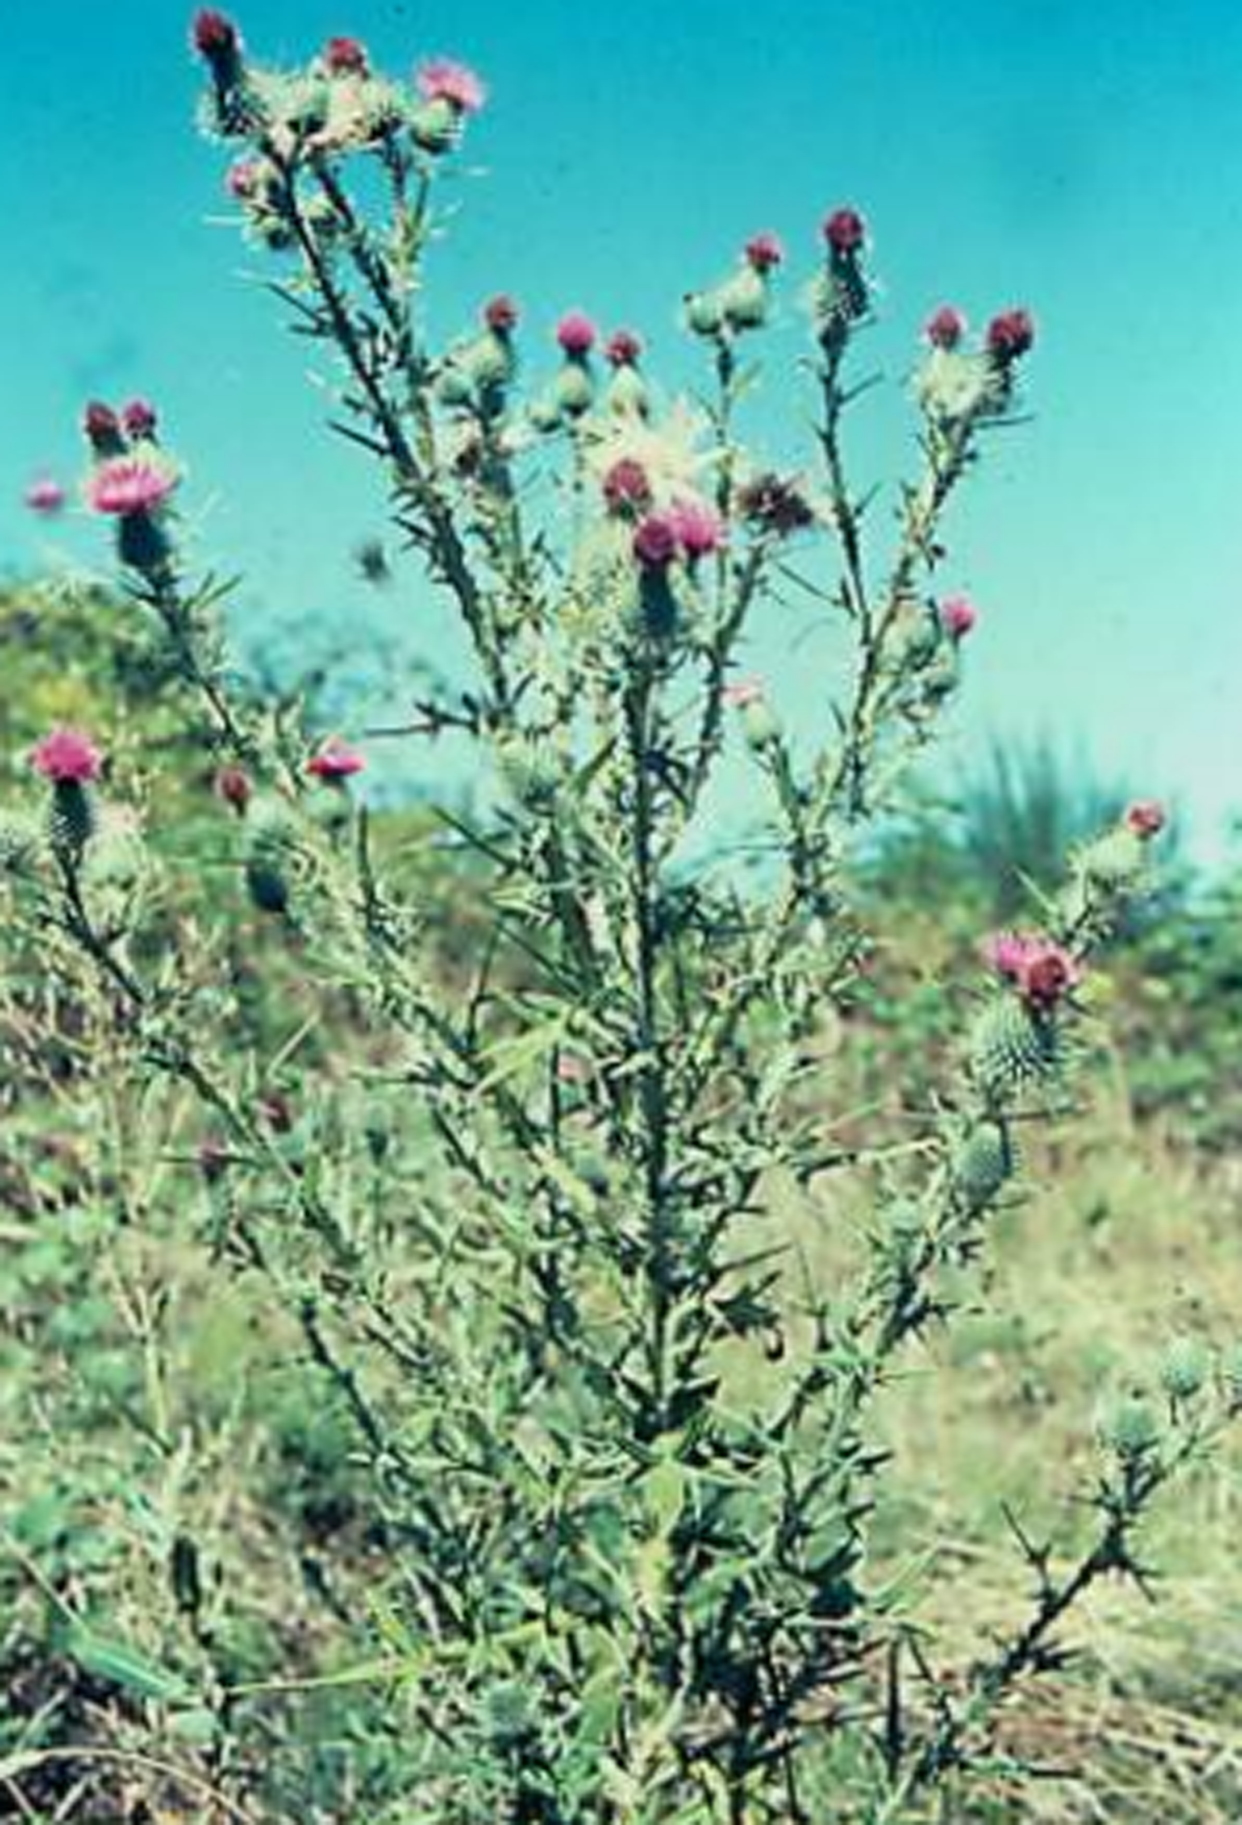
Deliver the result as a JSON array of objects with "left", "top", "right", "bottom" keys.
[
  {"left": 742, "top": 696, "right": 782, "bottom": 752},
  {"left": 720, "top": 266, "right": 769, "bottom": 333},
  {"left": 684, "top": 289, "right": 725, "bottom": 337},
  {"left": 952, "top": 1123, "right": 1016, "bottom": 1212},
  {"left": 1100, "top": 1395, "right": 1161, "bottom": 1462},
  {"left": 1159, "top": 1337, "right": 1209, "bottom": 1404},
  {"left": 970, "top": 996, "right": 1061, "bottom": 1105}
]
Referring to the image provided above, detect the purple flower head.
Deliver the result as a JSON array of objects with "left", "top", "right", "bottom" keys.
[
  {"left": 987, "top": 307, "right": 1036, "bottom": 363},
  {"left": 632, "top": 511, "right": 680, "bottom": 569},
  {"left": 602, "top": 458, "right": 652, "bottom": 515},
  {"left": 823, "top": 206, "right": 866, "bottom": 255},
  {"left": 744, "top": 232, "right": 784, "bottom": 273},
  {"left": 307, "top": 738, "right": 365, "bottom": 780},
  {"left": 121, "top": 398, "right": 158, "bottom": 440},
  {"left": 192, "top": 8, "right": 240, "bottom": 57},
  {"left": 925, "top": 305, "right": 967, "bottom": 350},
  {"left": 324, "top": 35, "right": 369, "bottom": 77},
  {"left": 31, "top": 727, "right": 103, "bottom": 785},
  {"left": 670, "top": 497, "right": 726, "bottom": 560},
  {"left": 25, "top": 476, "right": 66, "bottom": 516},
  {"left": 606, "top": 328, "right": 644, "bottom": 367},
  {"left": 86, "top": 457, "right": 178, "bottom": 518},
  {"left": 556, "top": 311, "right": 597, "bottom": 358},
  {"left": 939, "top": 595, "right": 977, "bottom": 640},
  {"left": 1125, "top": 799, "right": 1166, "bottom": 840},
  {"left": 416, "top": 57, "right": 486, "bottom": 115},
  {"left": 484, "top": 293, "right": 520, "bottom": 334}
]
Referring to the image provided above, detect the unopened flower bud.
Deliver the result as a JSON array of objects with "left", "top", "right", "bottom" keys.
[{"left": 1159, "top": 1337, "right": 1209, "bottom": 1403}]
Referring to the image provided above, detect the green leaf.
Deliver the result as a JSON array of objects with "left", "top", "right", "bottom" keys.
[{"left": 61, "top": 1624, "right": 195, "bottom": 1705}]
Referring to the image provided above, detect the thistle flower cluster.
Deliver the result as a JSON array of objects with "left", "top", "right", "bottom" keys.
[{"left": 80, "top": 398, "right": 180, "bottom": 578}]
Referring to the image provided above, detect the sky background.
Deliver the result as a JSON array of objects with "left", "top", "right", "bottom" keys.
[{"left": 2, "top": 0, "right": 1240, "bottom": 860}]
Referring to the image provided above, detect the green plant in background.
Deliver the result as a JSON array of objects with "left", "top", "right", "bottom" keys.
[{"left": 0, "top": 14, "right": 1235, "bottom": 1824}]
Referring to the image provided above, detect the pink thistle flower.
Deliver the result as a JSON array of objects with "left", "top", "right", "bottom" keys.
[
  {"left": 121, "top": 398, "right": 158, "bottom": 440},
  {"left": 484, "top": 294, "right": 519, "bottom": 334},
  {"left": 602, "top": 457, "right": 652, "bottom": 515},
  {"left": 25, "top": 476, "right": 67, "bottom": 516},
  {"left": 83, "top": 400, "right": 123, "bottom": 454},
  {"left": 214, "top": 764, "right": 252, "bottom": 813},
  {"left": 1125, "top": 799, "right": 1167, "bottom": 840},
  {"left": 226, "top": 157, "right": 263, "bottom": 199},
  {"left": 823, "top": 206, "right": 866, "bottom": 255},
  {"left": 744, "top": 232, "right": 785, "bottom": 273},
  {"left": 939, "top": 595, "right": 978, "bottom": 640},
  {"left": 606, "top": 328, "right": 644, "bottom": 367},
  {"left": 192, "top": 8, "right": 240, "bottom": 58},
  {"left": 983, "top": 930, "right": 1079, "bottom": 1008},
  {"left": 925, "top": 304, "right": 967, "bottom": 350},
  {"left": 31, "top": 727, "right": 103, "bottom": 785},
  {"left": 982, "top": 930, "right": 1035, "bottom": 983},
  {"left": 556, "top": 1054, "right": 592, "bottom": 1086},
  {"left": 416, "top": 57, "right": 487, "bottom": 115},
  {"left": 670, "top": 497, "right": 726, "bottom": 560},
  {"left": 556, "top": 311, "right": 597, "bottom": 358},
  {"left": 307, "top": 738, "right": 365, "bottom": 781},
  {"left": 86, "top": 457, "right": 178, "bottom": 518},
  {"left": 632, "top": 511, "right": 680, "bottom": 569},
  {"left": 722, "top": 678, "right": 765, "bottom": 709},
  {"left": 324, "top": 35, "right": 369, "bottom": 77},
  {"left": 987, "top": 307, "right": 1036, "bottom": 363},
  {"left": 1018, "top": 940, "right": 1080, "bottom": 1011}
]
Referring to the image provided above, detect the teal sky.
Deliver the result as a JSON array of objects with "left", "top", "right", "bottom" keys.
[{"left": 3, "top": 0, "right": 1241, "bottom": 859}]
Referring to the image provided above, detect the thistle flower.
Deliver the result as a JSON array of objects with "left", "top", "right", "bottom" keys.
[
  {"left": 982, "top": 930, "right": 1032, "bottom": 984},
  {"left": 823, "top": 206, "right": 866, "bottom": 254},
  {"left": 307, "top": 738, "right": 365, "bottom": 780},
  {"left": 324, "top": 35, "right": 369, "bottom": 77},
  {"left": 632, "top": 512, "right": 680, "bottom": 569},
  {"left": 416, "top": 57, "right": 486, "bottom": 115},
  {"left": 983, "top": 929, "right": 1081, "bottom": 1010},
  {"left": 744, "top": 232, "right": 784, "bottom": 273},
  {"left": 25, "top": 476, "right": 66, "bottom": 516},
  {"left": 192, "top": 8, "right": 240, "bottom": 58},
  {"left": 31, "top": 727, "right": 103, "bottom": 785},
  {"left": 556, "top": 312, "right": 597, "bottom": 358},
  {"left": 722, "top": 678, "right": 765, "bottom": 709},
  {"left": 925, "top": 305, "right": 967, "bottom": 350},
  {"left": 987, "top": 307, "right": 1035, "bottom": 364},
  {"left": 226, "top": 156, "right": 263, "bottom": 199},
  {"left": 484, "top": 294, "right": 520, "bottom": 334},
  {"left": 602, "top": 458, "right": 652, "bottom": 515},
  {"left": 121, "top": 398, "right": 158, "bottom": 441},
  {"left": 1020, "top": 944, "right": 1080, "bottom": 1010},
  {"left": 606, "top": 329, "right": 644, "bottom": 367},
  {"left": 1125, "top": 799, "right": 1166, "bottom": 840},
  {"left": 83, "top": 401, "right": 124, "bottom": 457},
  {"left": 86, "top": 457, "right": 178, "bottom": 518},
  {"left": 670, "top": 496, "right": 726, "bottom": 560},
  {"left": 939, "top": 595, "right": 977, "bottom": 640},
  {"left": 737, "top": 471, "right": 815, "bottom": 537},
  {"left": 215, "top": 764, "right": 253, "bottom": 813}
]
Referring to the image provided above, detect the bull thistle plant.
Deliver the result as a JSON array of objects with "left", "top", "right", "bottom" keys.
[{"left": 1, "top": 13, "right": 1236, "bottom": 1824}]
